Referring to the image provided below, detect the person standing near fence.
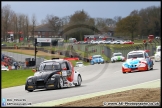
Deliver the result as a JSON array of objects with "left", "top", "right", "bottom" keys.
[{"left": 14, "top": 62, "right": 18, "bottom": 70}]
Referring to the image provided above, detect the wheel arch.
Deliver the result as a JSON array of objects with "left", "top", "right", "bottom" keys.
[{"left": 73, "top": 71, "right": 82, "bottom": 83}]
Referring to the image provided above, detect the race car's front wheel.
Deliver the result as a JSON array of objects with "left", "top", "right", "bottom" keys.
[
  {"left": 27, "top": 90, "right": 33, "bottom": 92},
  {"left": 111, "top": 60, "right": 115, "bottom": 63},
  {"left": 91, "top": 62, "right": 94, "bottom": 65},
  {"left": 150, "top": 61, "right": 154, "bottom": 70},
  {"left": 146, "top": 64, "right": 150, "bottom": 71}
]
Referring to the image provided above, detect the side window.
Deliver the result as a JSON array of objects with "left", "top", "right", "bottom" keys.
[
  {"left": 144, "top": 53, "right": 146, "bottom": 58},
  {"left": 66, "top": 61, "right": 72, "bottom": 70},
  {"left": 61, "top": 63, "right": 66, "bottom": 69},
  {"left": 39, "top": 64, "right": 44, "bottom": 71},
  {"left": 145, "top": 53, "right": 149, "bottom": 58},
  {"left": 144, "top": 53, "right": 149, "bottom": 58}
]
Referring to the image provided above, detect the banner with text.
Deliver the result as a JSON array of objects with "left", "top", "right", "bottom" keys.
[{"left": 37, "top": 38, "right": 51, "bottom": 43}]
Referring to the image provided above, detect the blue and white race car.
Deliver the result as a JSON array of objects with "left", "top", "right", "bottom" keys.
[
  {"left": 90, "top": 55, "right": 104, "bottom": 65},
  {"left": 122, "top": 50, "right": 154, "bottom": 74}
]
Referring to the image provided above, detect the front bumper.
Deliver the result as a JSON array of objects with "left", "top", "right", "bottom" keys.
[
  {"left": 25, "top": 79, "right": 58, "bottom": 91},
  {"left": 155, "top": 56, "right": 161, "bottom": 61},
  {"left": 122, "top": 64, "right": 147, "bottom": 72}
]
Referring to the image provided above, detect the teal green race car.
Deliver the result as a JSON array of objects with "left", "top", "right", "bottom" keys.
[{"left": 111, "top": 52, "right": 125, "bottom": 63}]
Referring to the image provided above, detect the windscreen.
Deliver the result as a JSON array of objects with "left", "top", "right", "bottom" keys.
[
  {"left": 158, "top": 49, "right": 161, "bottom": 52},
  {"left": 127, "top": 53, "right": 144, "bottom": 59},
  {"left": 39, "top": 62, "right": 60, "bottom": 71},
  {"left": 114, "top": 53, "right": 122, "bottom": 56},
  {"left": 93, "top": 56, "right": 101, "bottom": 59}
]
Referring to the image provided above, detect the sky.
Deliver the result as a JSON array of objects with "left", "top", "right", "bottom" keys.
[{"left": 2, "top": 1, "right": 161, "bottom": 25}]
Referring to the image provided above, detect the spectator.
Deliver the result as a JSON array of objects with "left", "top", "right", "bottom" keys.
[{"left": 14, "top": 62, "right": 18, "bottom": 70}]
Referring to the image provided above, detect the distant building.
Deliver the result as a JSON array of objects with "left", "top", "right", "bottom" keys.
[{"left": 30, "top": 24, "right": 62, "bottom": 38}]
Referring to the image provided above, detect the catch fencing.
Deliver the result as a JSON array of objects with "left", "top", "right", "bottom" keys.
[{"left": 72, "top": 39, "right": 161, "bottom": 62}]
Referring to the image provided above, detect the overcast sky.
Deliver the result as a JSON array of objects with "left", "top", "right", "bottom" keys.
[{"left": 2, "top": 1, "right": 161, "bottom": 25}]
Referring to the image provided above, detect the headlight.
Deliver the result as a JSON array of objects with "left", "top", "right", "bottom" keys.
[
  {"left": 28, "top": 79, "right": 32, "bottom": 82},
  {"left": 51, "top": 77, "right": 55, "bottom": 80},
  {"left": 123, "top": 63, "right": 129, "bottom": 68}
]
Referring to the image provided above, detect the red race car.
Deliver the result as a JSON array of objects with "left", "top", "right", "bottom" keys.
[
  {"left": 122, "top": 50, "right": 154, "bottom": 74},
  {"left": 124, "top": 41, "right": 134, "bottom": 44}
]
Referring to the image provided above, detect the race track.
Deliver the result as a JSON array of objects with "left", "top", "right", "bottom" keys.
[
  {"left": 2, "top": 51, "right": 37, "bottom": 62},
  {"left": 2, "top": 59, "right": 160, "bottom": 105}
]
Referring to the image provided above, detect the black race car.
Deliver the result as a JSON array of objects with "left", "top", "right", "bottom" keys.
[{"left": 25, "top": 58, "right": 82, "bottom": 92}]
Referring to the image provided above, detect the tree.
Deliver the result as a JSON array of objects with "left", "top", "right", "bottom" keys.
[
  {"left": 94, "top": 18, "right": 107, "bottom": 33},
  {"left": 31, "top": 14, "right": 36, "bottom": 40},
  {"left": 138, "top": 6, "right": 161, "bottom": 37},
  {"left": 1, "top": 4, "right": 13, "bottom": 41},
  {"left": 130, "top": 10, "right": 139, "bottom": 16},
  {"left": 116, "top": 15, "right": 141, "bottom": 41},
  {"left": 63, "top": 10, "right": 96, "bottom": 41},
  {"left": 114, "top": 16, "right": 122, "bottom": 23},
  {"left": 25, "top": 16, "right": 29, "bottom": 41},
  {"left": 46, "top": 15, "right": 62, "bottom": 37}
]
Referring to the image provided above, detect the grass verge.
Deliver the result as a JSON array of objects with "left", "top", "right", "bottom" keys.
[{"left": 2, "top": 69, "right": 34, "bottom": 88}]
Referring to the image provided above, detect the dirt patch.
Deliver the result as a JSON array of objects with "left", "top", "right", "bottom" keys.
[
  {"left": 56, "top": 88, "right": 160, "bottom": 107},
  {"left": 2, "top": 49, "right": 65, "bottom": 58}
]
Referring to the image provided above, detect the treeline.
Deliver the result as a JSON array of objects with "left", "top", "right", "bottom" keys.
[
  {"left": 116, "top": 6, "right": 161, "bottom": 41},
  {"left": 1, "top": 4, "right": 160, "bottom": 41}
]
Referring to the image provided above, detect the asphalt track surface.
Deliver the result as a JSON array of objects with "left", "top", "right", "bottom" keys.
[{"left": 2, "top": 55, "right": 160, "bottom": 105}]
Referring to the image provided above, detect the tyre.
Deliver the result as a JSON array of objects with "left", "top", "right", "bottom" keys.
[
  {"left": 57, "top": 77, "right": 63, "bottom": 89},
  {"left": 75, "top": 75, "right": 82, "bottom": 86},
  {"left": 123, "top": 72, "right": 126, "bottom": 74},
  {"left": 27, "top": 90, "right": 33, "bottom": 92},
  {"left": 146, "top": 64, "right": 150, "bottom": 71},
  {"left": 111, "top": 60, "right": 115, "bottom": 63},
  {"left": 150, "top": 62, "right": 154, "bottom": 70},
  {"left": 91, "top": 62, "right": 94, "bottom": 65}
]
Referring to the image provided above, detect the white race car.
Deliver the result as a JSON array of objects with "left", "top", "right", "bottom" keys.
[
  {"left": 75, "top": 62, "right": 84, "bottom": 67},
  {"left": 1, "top": 65, "right": 9, "bottom": 71},
  {"left": 154, "top": 46, "right": 161, "bottom": 62},
  {"left": 111, "top": 52, "right": 125, "bottom": 63}
]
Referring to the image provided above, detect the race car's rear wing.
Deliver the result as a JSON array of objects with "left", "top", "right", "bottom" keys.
[{"left": 64, "top": 57, "right": 79, "bottom": 61}]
